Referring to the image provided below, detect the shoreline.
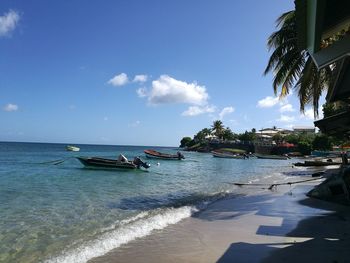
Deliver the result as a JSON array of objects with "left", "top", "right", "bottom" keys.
[{"left": 89, "top": 171, "right": 350, "bottom": 263}]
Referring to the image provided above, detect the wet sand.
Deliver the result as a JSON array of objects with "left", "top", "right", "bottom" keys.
[{"left": 90, "top": 175, "right": 350, "bottom": 263}]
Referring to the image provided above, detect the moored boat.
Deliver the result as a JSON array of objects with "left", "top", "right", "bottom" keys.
[
  {"left": 66, "top": 145, "right": 80, "bottom": 152},
  {"left": 76, "top": 155, "right": 150, "bottom": 170},
  {"left": 254, "top": 154, "right": 288, "bottom": 160},
  {"left": 212, "top": 150, "right": 246, "bottom": 159},
  {"left": 144, "top": 149, "right": 185, "bottom": 160}
]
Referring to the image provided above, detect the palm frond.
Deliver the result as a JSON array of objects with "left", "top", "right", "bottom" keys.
[{"left": 265, "top": 10, "right": 333, "bottom": 115}]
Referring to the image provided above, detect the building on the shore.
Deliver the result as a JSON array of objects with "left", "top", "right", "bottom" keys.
[
  {"left": 255, "top": 127, "right": 292, "bottom": 140},
  {"left": 292, "top": 126, "right": 315, "bottom": 134},
  {"left": 295, "top": 0, "right": 350, "bottom": 138},
  {"left": 295, "top": 0, "right": 350, "bottom": 205},
  {"left": 255, "top": 126, "right": 315, "bottom": 143}
]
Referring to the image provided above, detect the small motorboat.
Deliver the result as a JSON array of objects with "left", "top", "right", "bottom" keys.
[
  {"left": 66, "top": 145, "right": 80, "bottom": 152},
  {"left": 144, "top": 149, "right": 185, "bottom": 160},
  {"left": 76, "top": 155, "right": 150, "bottom": 170},
  {"left": 212, "top": 150, "right": 247, "bottom": 159},
  {"left": 254, "top": 154, "right": 289, "bottom": 160}
]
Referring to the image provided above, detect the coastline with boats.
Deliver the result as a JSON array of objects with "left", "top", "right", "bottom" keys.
[
  {"left": 1, "top": 140, "right": 349, "bottom": 263},
  {"left": 2, "top": 0, "right": 350, "bottom": 262},
  {"left": 1, "top": 119, "right": 347, "bottom": 263}
]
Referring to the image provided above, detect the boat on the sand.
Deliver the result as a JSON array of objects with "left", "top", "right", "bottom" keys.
[
  {"left": 66, "top": 145, "right": 80, "bottom": 152},
  {"left": 212, "top": 150, "right": 247, "bottom": 159},
  {"left": 76, "top": 155, "right": 150, "bottom": 170},
  {"left": 144, "top": 149, "right": 185, "bottom": 160},
  {"left": 293, "top": 160, "right": 342, "bottom": 167}
]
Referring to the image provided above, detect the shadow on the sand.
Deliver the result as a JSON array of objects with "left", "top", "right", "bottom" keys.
[
  {"left": 217, "top": 237, "right": 349, "bottom": 263},
  {"left": 199, "top": 185, "right": 350, "bottom": 263}
]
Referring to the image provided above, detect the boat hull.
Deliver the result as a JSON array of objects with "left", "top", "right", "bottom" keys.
[
  {"left": 144, "top": 150, "right": 184, "bottom": 160},
  {"left": 294, "top": 161, "right": 342, "bottom": 167},
  {"left": 212, "top": 151, "right": 245, "bottom": 159},
  {"left": 255, "top": 154, "right": 288, "bottom": 160},
  {"left": 66, "top": 145, "right": 80, "bottom": 152},
  {"left": 76, "top": 157, "right": 137, "bottom": 169}
]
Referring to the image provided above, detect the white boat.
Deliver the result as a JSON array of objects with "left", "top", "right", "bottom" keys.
[{"left": 66, "top": 145, "right": 80, "bottom": 152}]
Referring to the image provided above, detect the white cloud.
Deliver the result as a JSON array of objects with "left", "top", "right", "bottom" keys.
[
  {"left": 300, "top": 108, "right": 324, "bottom": 120},
  {"left": 277, "top": 114, "right": 295, "bottom": 123},
  {"left": 182, "top": 105, "right": 216, "bottom": 116},
  {"left": 133, "top": 74, "right": 148, "bottom": 83},
  {"left": 279, "top": 103, "right": 295, "bottom": 113},
  {"left": 108, "top": 73, "right": 128, "bottom": 86},
  {"left": 136, "top": 87, "right": 147, "bottom": 98},
  {"left": 0, "top": 10, "right": 20, "bottom": 37},
  {"left": 129, "top": 120, "right": 141, "bottom": 127},
  {"left": 148, "top": 75, "right": 209, "bottom": 105},
  {"left": 3, "top": 103, "right": 18, "bottom": 112},
  {"left": 219, "top": 106, "right": 234, "bottom": 120},
  {"left": 301, "top": 108, "right": 314, "bottom": 120},
  {"left": 257, "top": 96, "right": 279, "bottom": 108},
  {"left": 284, "top": 124, "right": 294, "bottom": 130},
  {"left": 299, "top": 107, "right": 323, "bottom": 121}
]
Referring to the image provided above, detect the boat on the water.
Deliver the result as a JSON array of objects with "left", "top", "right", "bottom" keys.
[
  {"left": 76, "top": 155, "right": 150, "bottom": 170},
  {"left": 144, "top": 149, "right": 185, "bottom": 160},
  {"left": 254, "top": 154, "right": 288, "bottom": 160},
  {"left": 66, "top": 145, "right": 80, "bottom": 152},
  {"left": 212, "top": 150, "right": 246, "bottom": 159}
]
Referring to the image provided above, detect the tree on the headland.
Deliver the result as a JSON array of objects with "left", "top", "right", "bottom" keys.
[
  {"left": 238, "top": 130, "right": 256, "bottom": 142},
  {"left": 264, "top": 10, "right": 332, "bottom": 116},
  {"left": 211, "top": 120, "right": 225, "bottom": 139},
  {"left": 194, "top": 128, "right": 212, "bottom": 143},
  {"left": 180, "top": 137, "right": 192, "bottom": 148},
  {"left": 222, "top": 127, "right": 236, "bottom": 141}
]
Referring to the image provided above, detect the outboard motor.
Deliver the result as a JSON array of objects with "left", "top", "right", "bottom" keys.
[
  {"left": 177, "top": 152, "right": 185, "bottom": 159},
  {"left": 133, "top": 157, "right": 151, "bottom": 169}
]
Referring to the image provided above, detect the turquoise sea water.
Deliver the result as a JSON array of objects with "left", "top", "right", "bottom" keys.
[{"left": 0, "top": 142, "right": 301, "bottom": 263}]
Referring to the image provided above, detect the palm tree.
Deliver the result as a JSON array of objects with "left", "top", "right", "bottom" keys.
[
  {"left": 211, "top": 120, "right": 225, "bottom": 139},
  {"left": 264, "top": 10, "right": 332, "bottom": 117},
  {"left": 201, "top": 128, "right": 212, "bottom": 137},
  {"left": 222, "top": 127, "right": 236, "bottom": 141}
]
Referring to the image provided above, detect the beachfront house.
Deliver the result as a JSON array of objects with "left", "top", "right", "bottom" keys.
[
  {"left": 295, "top": 0, "right": 350, "bottom": 138},
  {"left": 292, "top": 126, "right": 315, "bottom": 135},
  {"left": 255, "top": 128, "right": 292, "bottom": 142},
  {"left": 295, "top": 0, "right": 350, "bottom": 204}
]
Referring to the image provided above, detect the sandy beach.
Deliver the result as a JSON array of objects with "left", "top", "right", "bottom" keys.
[{"left": 90, "top": 172, "right": 350, "bottom": 263}]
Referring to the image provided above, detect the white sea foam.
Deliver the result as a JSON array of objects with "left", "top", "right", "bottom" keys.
[
  {"left": 45, "top": 206, "right": 197, "bottom": 263},
  {"left": 99, "top": 211, "right": 150, "bottom": 233}
]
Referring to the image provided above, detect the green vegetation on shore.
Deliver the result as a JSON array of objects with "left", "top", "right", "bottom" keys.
[{"left": 180, "top": 118, "right": 349, "bottom": 155}]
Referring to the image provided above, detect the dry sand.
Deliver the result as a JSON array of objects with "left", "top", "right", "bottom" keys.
[{"left": 90, "top": 176, "right": 350, "bottom": 263}]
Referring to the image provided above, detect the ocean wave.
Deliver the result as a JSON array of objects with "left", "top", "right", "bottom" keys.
[
  {"left": 44, "top": 206, "right": 197, "bottom": 263},
  {"left": 44, "top": 189, "right": 240, "bottom": 263}
]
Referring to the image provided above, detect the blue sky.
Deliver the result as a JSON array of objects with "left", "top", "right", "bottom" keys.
[{"left": 0, "top": 0, "right": 323, "bottom": 146}]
